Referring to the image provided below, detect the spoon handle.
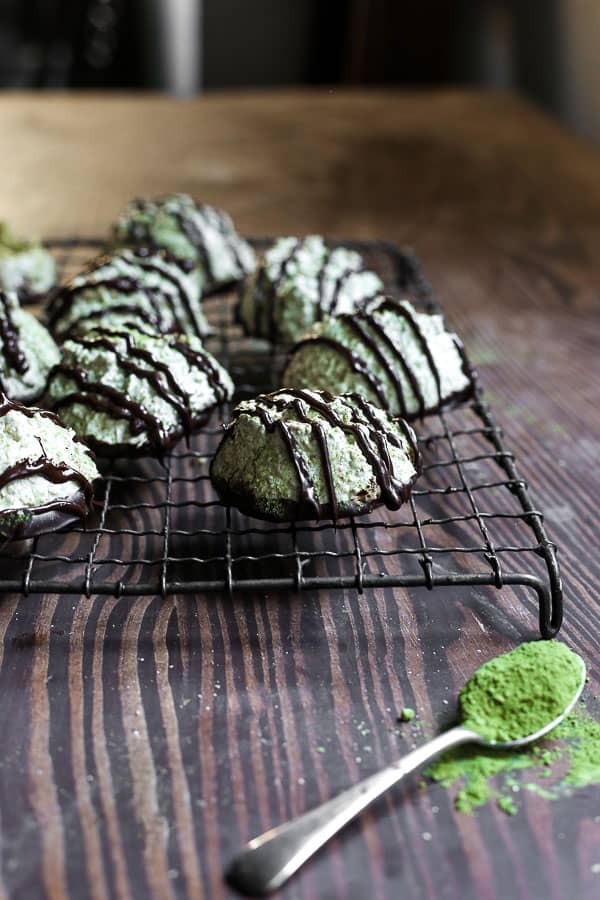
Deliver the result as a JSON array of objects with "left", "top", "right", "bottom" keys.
[{"left": 226, "top": 725, "right": 478, "bottom": 896}]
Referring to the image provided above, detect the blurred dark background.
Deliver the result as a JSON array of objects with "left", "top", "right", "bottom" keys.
[{"left": 0, "top": 0, "right": 598, "bottom": 141}]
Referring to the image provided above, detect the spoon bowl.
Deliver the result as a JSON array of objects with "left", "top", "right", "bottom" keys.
[{"left": 475, "top": 650, "right": 586, "bottom": 750}]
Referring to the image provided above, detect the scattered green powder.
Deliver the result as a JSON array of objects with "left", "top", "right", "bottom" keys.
[
  {"left": 534, "top": 748, "right": 555, "bottom": 766},
  {"left": 524, "top": 783, "right": 558, "bottom": 800},
  {"left": 428, "top": 739, "right": 534, "bottom": 813},
  {"left": 497, "top": 795, "right": 517, "bottom": 815},
  {"left": 553, "top": 711, "right": 600, "bottom": 787},
  {"left": 459, "top": 641, "right": 583, "bottom": 743},
  {"left": 426, "top": 642, "right": 600, "bottom": 816},
  {"left": 399, "top": 708, "right": 415, "bottom": 722}
]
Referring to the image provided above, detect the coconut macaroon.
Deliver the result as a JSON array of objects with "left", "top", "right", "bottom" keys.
[
  {"left": 0, "top": 291, "right": 61, "bottom": 403},
  {"left": 112, "top": 194, "right": 255, "bottom": 292},
  {"left": 46, "top": 247, "right": 210, "bottom": 342},
  {"left": 210, "top": 388, "right": 420, "bottom": 522},
  {"left": 282, "top": 297, "right": 476, "bottom": 420},
  {"left": 0, "top": 392, "right": 98, "bottom": 542},
  {"left": 45, "top": 325, "right": 233, "bottom": 457},
  {"left": 0, "top": 222, "right": 56, "bottom": 302},
  {"left": 238, "top": 235, "right": 384, "bottom": 346}
]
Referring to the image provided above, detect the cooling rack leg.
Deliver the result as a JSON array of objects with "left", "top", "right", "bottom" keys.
[{"left": 533, "top": 580, "right": 563, "bottom": 639}]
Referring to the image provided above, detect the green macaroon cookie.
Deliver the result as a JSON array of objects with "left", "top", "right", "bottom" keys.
[
  {"left": 238, "top": 235, "right": 384, "bottom": 346},
  {"left": 282, "top": 296, "right": 476, "bottom": 420},
  {"left": 45, "top": 325, "right": 234, "bottom": 457},
  {"left": 210, "top": 388, "right": 421, "bottom": 522},
  {"left": 45, "top": 247, "right": 210, "bottom": 342},
  {"left": 0, "top": 392, "right": 99, "bottom": 542},
  {"left": 0, "top": 221, "right": 56, "bottom": 302},
  {"left": 0, "top": 291, "right": 61, "bottom": 403},
  {"left": 112, "top": 194, "right": 255, "bottom": 292}
]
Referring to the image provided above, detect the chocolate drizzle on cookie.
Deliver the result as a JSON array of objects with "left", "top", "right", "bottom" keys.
[
  {"left": 170, "top": 202, "right": 248, "bottom": 287},
  {"left": 322, "top": 264, "right": 369, "bottom": 318},
  {"left": 171, "top": 210, "right": 215, "bottom": 282},
  {"left": 345, "top": 306, "right": 428, "bottom": 417},
  {"left": 120, "top": 197, "right": 250, "bottom": 289},
  {"left": 47, "top": 273, "right": 161, "bottom": 334},
  {"left": 379, "top": 298, "right": 442, "bottom": 401},
  {"left": 245, "top": 239, "right": 380, "bottom": 344},
  {"left": 0, "top": 456, "right": 92, "bottom": 518},
  {"left": 166, "top": 336, "right": 230, "bottom": 405},
  {"left": 46, "top": 249, "right": 205, "bottom": 339},
  {"left": 130, "top": 249, "right": 205, "bottom": 336},
  {"left": 0, "top": 393, "right": 96, "bottom": 536},
  {"left": 222, "top": 389, "right": 420, "bottom": 520},
  {"left": 0, "top": 291, "right": 28, "bottom": 375},
  {"left": 61, "top": 304, "right": 162, "bottom": 340},
  {"left": 46, "top": 329, "right": 230, "bottom": 454},
  {"left": 286, "top": 297, "right": 475, "bottom": 420},
  {"left": 75, "top": 332, "right": 193, "bottom": 433}
]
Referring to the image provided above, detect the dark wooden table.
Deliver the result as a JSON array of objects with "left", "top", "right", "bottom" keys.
[{"left": 0, "top": 90, "right": 599, "bottom": 899}]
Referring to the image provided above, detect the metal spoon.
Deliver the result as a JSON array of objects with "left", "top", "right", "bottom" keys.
[{"left": 226, "top": 653, "right": 586, "bottom": 896}]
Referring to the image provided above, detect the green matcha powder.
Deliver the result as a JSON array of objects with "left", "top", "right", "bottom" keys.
[
  {"left": 426, "top": 641, "right": 600, "bottom": 814},
  {"left": 459, "top": 641, "right": 583, "bottom": 743}
]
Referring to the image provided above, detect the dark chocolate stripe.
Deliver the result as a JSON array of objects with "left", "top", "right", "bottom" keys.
[
  {"left": 0, "top": 292, "right": 28, "bottom": 374},
  {"left": 291, "top": 335, "right": 389, "bottom": 409},
  {"left": 47, "top": 275, "right": 163, "bottom": 334},
  {"left": 132, "top": 255, "right": 201, "bottom": 336},
  {"left": 349, "top": 392, "right": 421, "bottom": 471},
  {"left": 325, "top": 264, "right": 365, "bottom": 316},
  {"left": 238, "top": 396, "right": 321, "bottom": 519},
  {"left": 277, "top": 420, "right": 320, "bottom": 519},
  {"left": 0, "top": 456, "right": 93, "bottom": 512},
  {"left": 352, "top": 308, "right": 428, "bottom": 417},
  {"left": 315, "top": 263, "right": 326, "bottom": 318},
  {"left": 168, "top": 338, "right": 229, "bottom": 404},
  {"left": 344, "top": 315, "right": 409, "bottom": 417},
  {"left": 452, "top": 334, "right": 477, "bottom": 385},
  {"left": 0, "top": 401, "right": 95, "bottom": 525},
  {"left": 59, "top": 304, "right": 162, "bottom": 341},
  {"left": 377, "top": 298, "right": 443, "bottom": 402},
  {"left": 311, "top": 419, "right": 338, "bottom": 522},
  {"left": 0, "top": 392, "right": 94, "bottom": 440},
  {"left": 204, "top": 205, "right": 246, "bottom": 274},
  {"left": 171, "top": 210, "right": 214, "bottom": 282}
]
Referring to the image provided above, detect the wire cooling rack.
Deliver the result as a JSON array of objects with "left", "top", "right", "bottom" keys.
[{"left": 0, "top": 239, "right": 562, "bottom": 637}]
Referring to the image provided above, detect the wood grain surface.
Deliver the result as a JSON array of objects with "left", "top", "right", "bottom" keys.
[{"left": 0, "top": 90, "right": 599, "bottom": 900}]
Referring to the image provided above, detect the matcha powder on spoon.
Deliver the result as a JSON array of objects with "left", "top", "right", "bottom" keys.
[
  {"left": 459, "top": 641, "right": 584, "bottom": 743},
  {"left": 427, "top": 641, "right": 597, "bottom": 815}
]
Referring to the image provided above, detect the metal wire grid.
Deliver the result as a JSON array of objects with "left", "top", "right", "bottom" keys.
[{"left": 0, "top": 239, "right": 562, "bottom": 637}]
